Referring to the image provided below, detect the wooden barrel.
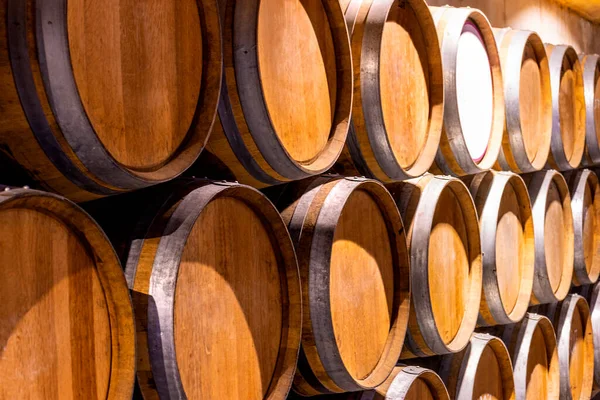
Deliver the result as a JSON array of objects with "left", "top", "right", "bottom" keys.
[
  {"left": 532, "top": 295, "right": 594, "bottom": 400},
  {"left": 333, "top": 0, "right": 443, "bottom": 181},
  {"left": 545, "top": 44, "right": 586, "bottom": 171},
  {"left": 0, "top": 1, "right": 221, "bottom": 202},
  {"left": 565, "top": 169, "right": 600, "bottom": 285},
  {"left": 295, "top": 366, "right": 450, "bottom": 399},
  {"left": 0, "top": 186, "right": 135, "bottom": 398},
  {"left": 574, "top": 283, "right": 600, "bottom": 390},
  {"left": 428, "top": 6, "right": 505, "bottom": 176},
  {"left": 203, "top": 0, "right": 352, "bottom": 187},
  {"left": 270, "top": 177, "right": 410, "bottom": 396},
  {"left": 387, "top": 175, "right": 482, "bottom": 358},
  {"left": 439, "top": 334, "right": 516, "bottom": 400},
  {"left": 580, "top": 54, "right": 600, "bottom": 165},
  {"left": 493, "top": 28, "right": 552, "bottom": 173},
  {"left": 522, "top": 170, "right": 574, "bottom": 304},
  {"left": 119, "top": 181, "right": 302, "bottom": 399},
  {"left": 488, "top": 313, "right": 560, "bottom": 399},
  {"left": 463, "top": 171, "right": 534, "bottom": 326}
]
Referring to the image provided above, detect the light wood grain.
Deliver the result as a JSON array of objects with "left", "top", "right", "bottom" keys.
[
  {"left": 520, "top": 44, "right": 545, "bottom": 162},
  {"left": 526, "top": 324, "right": 550, "bottom": 400},
  {"left": 545, "top": 180, "right": 568, "bottom": 292},
  {"left": 68, "top": 0, "right": 202, "bottom": 170},
  {"left": 330, "top": 190, "right": 394, "bottom": 380},
  {"left": 429, "top": 187, "right": 470, "bottom": 344},
  {"left": 174, "top": 197, "right": 282, "bottom": 399},
  {"left": 257, "top": 0, "right": 336, "bottom": 162},
  {"left": 472, "top": 345, "right": 504, "bottom": 399}
]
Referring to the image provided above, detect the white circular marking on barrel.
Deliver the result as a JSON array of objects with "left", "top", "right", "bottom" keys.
[{"left": 456, "top": 20, "right": 494, "bottom": 162}]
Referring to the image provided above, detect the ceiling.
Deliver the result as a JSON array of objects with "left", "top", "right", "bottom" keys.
[{"left": 556, "top": 0, "right": 600, "bottom": 23}]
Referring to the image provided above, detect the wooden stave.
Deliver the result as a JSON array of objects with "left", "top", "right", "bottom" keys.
[
  {"left": 580, "top": 54, "right": 600, "bottom": 166},
  {"left": 388, "top": 175, "right": 482, "bottom": 358},
  {"left": 522, "top": 170, "right": 575, "bottom": 304},
  {"left": 0, "top": 185, "right": 136, "bottom": 399},
  {"left": 335, "top": 0, "right": 444, "bottom": 182},
  {"left": 490, "top": 313, "right": 560, "bottom": 400},
  {"left": 438, "top": 333, "right": 516, "bottom": 400},
  {"left": 573, "top": 283, "right": 600, "bottom": 390},
  {"left": 465, "top": 171, "right": 535, "bottom": 326},
  {"left": 273, "top": 177, "right": 410, "bottom": 395},
  {"left": 565, "top": 169, "right": 600, "bottom": 285},
  {"left": 207, "top": 0, "right": 353, "bottom": 187},
  {"left": 493, "top": 28, "right": 553, "bottom": 173},
  {"left": 429, "top": 6, "right": 505, "bottom": 176},
  {"left": 0, "top": 0, "right": 222, "bottom": 201},
  {"left": 532, "top": 294, "right": 594, "bottom": 400},
  {"left": 116, "top": 181, "right": 302, "bottom": 400},
  {"left": 545, "top": 44, "right": 586, "bottom": 171}
]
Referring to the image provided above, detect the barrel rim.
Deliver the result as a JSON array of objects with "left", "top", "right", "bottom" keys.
[
  {"left": 0, "top": 186, "right": 136, "bottom": 400},
  {"left": 305, "top": 177, "right": 410, "bottom": 391},
  {"left": 385, "top": 365, "right": 450, "bottom": 400},
  {"left": 567, "top": 169, "right": 600, "bottom": 285},
  {"left": 129, "top": 182, "right": 301, "bottom": 399},
  {"left": 469, "top": 171, "right": 535, "bottom": 325},
  {"left": 451, "top": 333, "right": 515, "bottom": 400},
  {"left": 545, "top": 44, "right": 586, "bottom": 170},
  {"left": 580, "top": 54, "right": 600, "bottom": 165},
  {"left": 26, "top": 0, "right": 222, "bottom": 190},
  {"left": 526, "top": 170, "right": 575, "bottom": 304},
  {"left": 430, "top": 6, "right": 505, "bottom": 175},
  {"left": 507, "top": 313, "right": 560, "bottom": 400},
  {"left": 494, "top": 29, "right": 553, "bottom": 173},
  {"left": 555, "top": 294, "right": 594, "bottom": 400},
  {"left": 346, "top": 0, "right": 444, "bottom": 180},
  {"left": 407, "top": 175, "right": 482, "bottom": 355},
  {"left": 588, "top": 282, "right": 600, "bottom": 387},
  {"left": 221, "top": 0, "right": 352, "bottom": 182}
]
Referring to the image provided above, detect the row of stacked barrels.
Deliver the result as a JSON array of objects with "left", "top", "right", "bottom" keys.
[{"left": 2, "top": 0, "right": 600, "bottom": 400}]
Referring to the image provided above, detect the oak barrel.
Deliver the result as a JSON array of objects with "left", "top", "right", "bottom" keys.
[
  {"left": 485, "top": 313, "right": 560, "bottom": 399},
  {"left": 387, "top": 175, "right": 482, "bottom": 358},
  {"left": 297, "top": 365, "right": 450, "bottom": 399},
  {"left": 0, "top": 0, "right": 221, "bottom": 202},
  {"left": 565, "top": 169, "right": 600, "bottom": 285},
  {"left": 111, "top": 181, "right": 302, "bottom": 399},
  {"left": 580, "top": 54, "right": 600, "bottom": 165},
  {"left": 574, "top": 283, "right": 600, "bottom": 390},
  {"left": 0, "top": 186, "right": 135, "bottom": 399},
  {"left": 464, "top": 171, "right": 534, "bottom": 326},
  {"left": 429, "top": 6, "right": 505, "bottom": 176},
  {"left": 270, "top": 177, "right": 410, "bottom": 396},
  {"left": 203, "top": 0, "right": 352, "bottom": 187},
  {"left": 545, "top": 44, "right": 586, "bottom": 171},
  {"left": 532, "top": 295, "right": 594, "bottom": 400},
  {"left": 333, "top": 0, "right": 443, "bottom": 181},
  {"left": 522, "top": 170, "right": 574, "bottom": 304},
  {"left": 439, "top": 334, "right": 516, "bottom": 400},
  {"left": 493, "top": 28, "right": 552, "bottom": 173}
]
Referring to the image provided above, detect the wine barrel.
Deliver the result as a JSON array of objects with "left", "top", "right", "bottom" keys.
[
  {"left": 488, "top": 313, "right": 560, "bottom": 399},
  {"left": 545, "top": 44, "right": 586, "bottom": 171},
  {"left": 493, "top": 28, "right": 552, "bottom": 173},
  {"left": 574, "top": 283, "right": 600, "bottom": 390},
  {"left": 270, "top": 177, "right": 410, "bottom": 396},
  {"left": 0, "top": 187, "right": 135, "bottom": 398},
  {"left": 119, "top": 181, "right": 301, "bottom": 399},
  {"left": 565, "top": 169, "right": 600, "bottom": 285},
  {"left": 333, "top": 0, "right": 443, "bottom": 181},
  {"left": 296, "top": 366, "right": 450, "bottom": 400},
  {"left": 463, "top": 171, "right": 534, "bottom": 326},
  {"left": 439, "top": 334, "right": 516, "bottom": 400},
  {"left": 580, "top": 54, "right": 600, "bottom": 165},
  {"left": 532, "top": 295, "right": 594, "bottom": 400},
  {"left": 203, "top": 0, "right": 353, "bottom": 187},
  {"left": 0, "top": 0, "right": 221, "bottom": 202},
  {"left": 428, "top": 6, "right": 505, "bottom": 176},
  {"left": 522, "top": 170, "right": 574, "bottom": 304},
  {"left": 387, "top": 175, "right": 482, "bottom": 358}
]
